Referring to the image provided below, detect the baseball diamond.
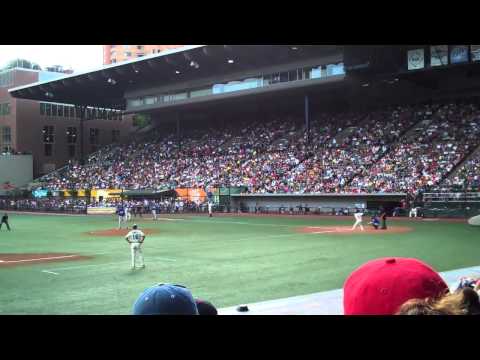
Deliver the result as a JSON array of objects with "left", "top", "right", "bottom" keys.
[
  {"left": 2, "top": 45, "right": 480, "bottom": 315},
  {"left": 0, "top": 213, "right": 478, "bottom": 314}
]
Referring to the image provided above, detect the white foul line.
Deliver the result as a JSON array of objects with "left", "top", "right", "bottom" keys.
[
  {"left": 42, "top": 270, "right": 60, "bottom": 275},
  {"left": 311, "top": 231, "right": 336, "bottom": 234},
  {"left": 0, "top": 255, "right": 78, "bottom": 264}
]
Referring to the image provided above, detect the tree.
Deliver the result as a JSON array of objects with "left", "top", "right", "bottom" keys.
[
  {"left": 132, "top": 113, "right": 151, "bottom": 128},
  {"left": 3, "top": 58, "right": 42, "bottom": 71}
]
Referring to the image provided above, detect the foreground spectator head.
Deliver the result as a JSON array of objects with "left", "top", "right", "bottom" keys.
[
  {"left": 397, "top": 287, "right": 480, "bottom": 315},
  {"left": 195, "top": 299, "right": 218, "bottom": 315},
  {"left": 133, "top": 284, "right": 199, "bottom": 315},
  {"left": 343, "top": 257, "right": 448, "bottom": 315}
]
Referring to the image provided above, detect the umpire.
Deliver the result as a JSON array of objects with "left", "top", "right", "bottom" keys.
[{"left": 0, "top": 213, "right": 11, "bottom": 231}]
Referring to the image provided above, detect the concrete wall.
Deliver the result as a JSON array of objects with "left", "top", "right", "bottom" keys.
[{"left": 231, "top": 194, "right": 405, "bottom": 212}]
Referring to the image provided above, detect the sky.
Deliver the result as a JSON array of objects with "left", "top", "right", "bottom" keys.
[{"left": 0, "top": 45, "right": 104, "bottom": 73}]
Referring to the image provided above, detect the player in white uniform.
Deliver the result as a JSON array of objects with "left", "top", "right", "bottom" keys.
[
  {"left": 125, "top": 224, "right": 145, "bottom": 270},
  {"left": 125, "top": 204, "right": 132, "bottom": 221},
  {"left": 151, "top": 203, "right": 158, "bottom": 220},
  {"left": 351, "top": 209, "right": 365, "bottom": 231},
  {"left": 208, "top": 202, "right": 213, "bottom": 217},
  {"left": 409, "top": 207, "right": 418, "bottom": 218}
]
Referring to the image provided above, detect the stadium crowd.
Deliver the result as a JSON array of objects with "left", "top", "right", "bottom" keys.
[{"left": 36, "top": 101, "right": 480, "bottom": 196}]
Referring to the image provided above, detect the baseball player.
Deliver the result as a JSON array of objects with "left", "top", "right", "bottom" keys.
[
  {"left": 208, "top": 202, "right": 213, "bottom": 217},
  {"left": 369, "top": 214, "right": 380, "bottom": 230},
  {"left": 380, "top": 210, "right": 388, "bottom": 230},
  {"left": 125, "top": 224, "right": 145, "bottom": 270},
  {"left": 351, "top": 208, "right": 365, "bottom": 231},
  {"left": 125, "top": 203, "right": 132, "bottom": 221},
  {"left": 117, "top": 205, "right": 127, "bottom": 229},
  {"left": 151, "top": 202, "right": 158, "bottom": 220},
  {"left": 0, "top": 213, "right": 11, "bottom": 231},
  {"left": 409, "top": 207, "right": 418, "bottom": 218}
]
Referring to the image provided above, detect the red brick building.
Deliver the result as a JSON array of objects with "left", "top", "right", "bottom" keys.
[
  {"left": 0, "top": 67, "right": 134, "bottom": 178},
  {"left": 103, "top": 45, "right": 184, "bottom": 65}
]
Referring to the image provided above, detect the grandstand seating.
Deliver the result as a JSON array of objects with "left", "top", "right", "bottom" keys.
[{"left": 39, "top": 100, "right": 480, "bottom": 196}]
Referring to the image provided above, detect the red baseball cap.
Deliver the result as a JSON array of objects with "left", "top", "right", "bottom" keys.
[{"left": 343, "top": 257, "right": 448, "bottom": 315}]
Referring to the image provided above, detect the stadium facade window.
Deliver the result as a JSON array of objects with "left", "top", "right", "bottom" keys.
[
  {"left": 279, "top": 72, "right": 289, "bottom": 83},
  {"left": 1, "top": 126, "right": 11, "bottom": 146},
  {"left": 137, "top": 46, "right": 144, "bottom": 50},
  {"left": 0, "top": 70, "right": 14, "bottom": 88},
  {"left": 430, "top": 45, "right": 448, "bottom": 67},
  {"left": 288, "top": 70, "right": 298, "bottom": 81},
  {"left": 0, "top": 103, "right": 11, "bottom": 116},
  {"left": 126, "top": 63, "right": 345, "bottom": 109},
  {"left": 52, "top": 104, "right": 58, "bottom": 117},
  {"left": 125, "top": 52, "right": 132, "bottom": 57},
  {"left": 42, "top": 126, "right": 54, "bottom": 143},
  {"left": 144, "top": 96, "right": 157, "bottom": 105},
  {"left": 70, "top": 107, "right": 75, "bottom": 118},
  {"left": 44, "top": 143, "right": 53, "bottom": 157},
  {"left": 64, "top": 106, "right": 69, "bottom": 118},
  {"left": 46, "top": 103, "right": 52, "bottom": 116},
  {"left": 450, "top": 45, "right": 469, "bottom": 64},
  {"left": 407, "top": 48, "right": 425, "bottom": 70},
  {"left": 66, "top": 127, "right": 77, "bottom": 144},
  {"left": 68, "top": 144, "right": 75, "bottom": 158},
  {"left": 112, "top": 130, "right": 120, "bottom": 142},
  {"left": 471, "top": 45, "right": 480, "bottom": 62},
  {"left": 58, "top": 105, "right": 63, "bottom": 117},
  {"left": 89, "top": 128, "right": 100, "bottom": 145},
  {"left": 112, "top": 59, "right": 117, "bottom": 63},
  {"left": 190, "top": 87, "right": 212, "bottom": 98}
]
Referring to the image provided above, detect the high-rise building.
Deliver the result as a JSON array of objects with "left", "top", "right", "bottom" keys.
[{"left": 103, "top": 45, "right": 184, "bottom": 65}]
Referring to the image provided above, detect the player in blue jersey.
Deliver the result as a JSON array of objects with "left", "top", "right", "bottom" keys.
[{"left": 117, "top": 205, "right": 127, "bottom": 229}]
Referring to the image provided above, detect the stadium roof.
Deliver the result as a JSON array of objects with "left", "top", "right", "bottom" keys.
[{"left": 9, "top": 45, "right": 342, "bottom": 110}]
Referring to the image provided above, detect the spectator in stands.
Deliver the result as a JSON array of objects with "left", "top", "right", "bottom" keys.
[{"left": 343, "top": 257, "right": 448, "bottom": 315}]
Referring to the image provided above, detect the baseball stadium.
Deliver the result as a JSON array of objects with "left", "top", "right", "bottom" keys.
[{"left": 1, "top": 45, "right": 480, "bottom": 315}]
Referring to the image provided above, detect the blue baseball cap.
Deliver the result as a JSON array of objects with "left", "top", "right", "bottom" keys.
[{"left": 133, "top": 284, "right": 199, "bottom": 315}]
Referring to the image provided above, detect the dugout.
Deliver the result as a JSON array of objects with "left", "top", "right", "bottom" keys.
[{"left": 230, "top": 193, "right": 406, "bottom": 215}]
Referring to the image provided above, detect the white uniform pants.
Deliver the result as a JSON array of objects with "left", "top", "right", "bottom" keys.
[
  {"left": 352, "top": 219, "right": 364, "bottom": 231},
  {"left": 118, "top": 216, "right": 127, "bottom": 229},
  {"left": 409, "top": 208, "right": 417, "bottom": 217},
  {"left": 130, "top": 243, "right": 144, "bottom": 268},
  {"left": 152, "top": 209, "right": 157, "bottom": 220},
  {"left": 126, "top": 210, "right": 131, "bottom": 221}
]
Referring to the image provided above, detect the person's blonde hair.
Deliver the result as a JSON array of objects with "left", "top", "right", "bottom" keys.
[{"left": 396, "top": 287, "right": 480, "bottom": 315}]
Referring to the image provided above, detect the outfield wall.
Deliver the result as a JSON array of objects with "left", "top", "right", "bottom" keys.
[{"left": 230, "top": 193, "right": 406, "bottom": 213}]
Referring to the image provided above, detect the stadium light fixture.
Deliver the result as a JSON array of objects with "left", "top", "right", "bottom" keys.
[
  {"left": 291, "top": 46, "right": 298, "bottom": 50},
  {"left": 228, "top": 59, "right": 234, "bottom": 64},
  {"left": 107, "top": 78, "right": 117, "bottom": 85},
  {"left": 175, "top": 70, "right": 181, "bottom": 74},
  {"left": 361, "top": 83, "right": 370, "bottom": 87}
]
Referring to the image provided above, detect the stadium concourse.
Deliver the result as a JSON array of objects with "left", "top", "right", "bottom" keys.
[{"left": 36, "top": 100, "right": 480, "bottom": 197}]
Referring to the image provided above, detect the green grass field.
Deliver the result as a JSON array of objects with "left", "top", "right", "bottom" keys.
[{"left": 0, "top": 213, "right": 479, "bottom": 314}]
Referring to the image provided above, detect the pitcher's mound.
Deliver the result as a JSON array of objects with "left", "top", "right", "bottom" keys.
[
  {"left": 297, "top": 225, "right": 413, "bottom": 235},
  {"left": 86, "top": 228, "right": 159, "bottom": 237}
]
